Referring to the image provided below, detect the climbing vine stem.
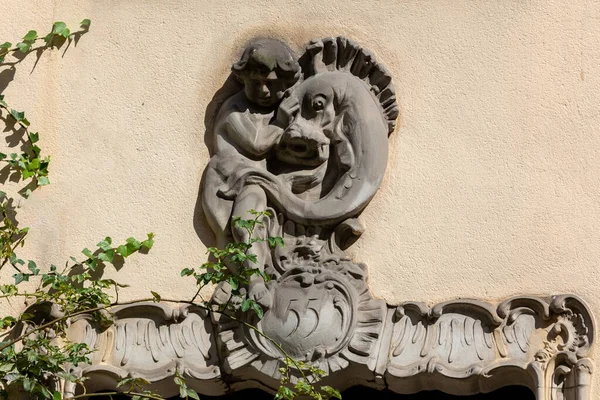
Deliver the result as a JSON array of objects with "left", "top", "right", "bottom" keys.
[{"left": 0, "top": 19, "right": 340, "bottom": 400}]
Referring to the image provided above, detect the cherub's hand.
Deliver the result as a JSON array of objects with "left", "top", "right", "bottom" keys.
[{"left": 249, "top": 276, "right": 272, "bottom": 310}]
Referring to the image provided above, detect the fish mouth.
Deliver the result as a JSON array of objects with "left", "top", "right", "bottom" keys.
[{"left": 277, "top": 139, "right": 329, "bottom": 167}]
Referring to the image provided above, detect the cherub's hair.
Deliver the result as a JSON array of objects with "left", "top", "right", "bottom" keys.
[{"left": 232, "top": 38, "right": 301, "bottom": 82}]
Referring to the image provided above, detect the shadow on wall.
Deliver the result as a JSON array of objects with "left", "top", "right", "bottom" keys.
[
  {"left": 192, "top": 74, "right": 242, "bottom": 248},
  {"left": 93, "top": 385, "right": 536, "bottom": 399}
]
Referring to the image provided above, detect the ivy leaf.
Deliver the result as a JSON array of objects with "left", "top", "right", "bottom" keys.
[
  {"left": 0, "top": 94, "right": 6, "bottom": 107},
  {"left": 151, "top": 291, "right": 161, "bottom": 303},
  {"left": 179, "top": 385, "right": 188, "bottom": 398},
  {"left": 141, "top": 232, "right": 154, "bottom": 250},
  {"left": 321, "top": 386, "right": 342, "bottom": 399},
  {"left": 20, "top": 313, "right": 35, "bottom": 321},
  {"left": 27, "top": 260, "right": 39, "bottom": 275},
  {"left": 23, "top": 30, "right": 38, "bottom": 42},
  {"left": 38, "top": 176, "right": 50, "bottom": 186},
  {"left": 180, "top": 268, "right": 194, "bottom": 277},
  {"left": 0, "top": 316, "right": 16, "bottom": 329},
  {"left": 96, "top": 239, "right": 112, "bottom": 251},
  {"left": 10, "top": 254, "right": 24, "bottom": 265},
  {"left": 241, "top": 299, "right": 251, "bottom": 312},
  {"left": 16, "top": 42, "right": 31, "bottom": 53},
  {"left": 80, "top": 19, "right": 91, "bottom": 28},
  {"left": 97, "top": 249, "right": 115, "bottom": 263},
  {"left": 252, "top": 302, "right": 264, "bottom": 319},
  {"left": 82, "top": 248, "right": 94, "bottom": 258},
  {"left": 22, "top": 377, "right": 33, "bottom": 392},
  {"left": 13, "top": 273, "right": 29, "bottom": 285},
  {"left": 10, "top": 109, "right": 24, "bottom": 122},
  {"left": 268, "top": 236, "right": 284, "bottom": 249},
  {"left": 0, "top": 153, "right": 6, "bottom": 161},
  {"left": 52, "top": 22, "right": 70, "bottom": 38},
  {"left": 22, "top": 168, "right": 34, "bottom": 180},
  {"left": 0, "top": 42, "right": 11, "bottom": 50},
  {"left": 0, "top": 362, "right": 15, "bottom": 373},
  {"left": 31, "top": 145, "right": 41, "bottom": 156},
  {"left": 52, "top": 392, "right": 62, "bottom": 400},
  {"left": 30, "top": 157, "right": 40, "bottom": 170},
  {"left": 126, "top": 236, "right": 142, "bottom": 249},
  {"left": 30, "top": 132, "right": 39, "bottom": 143},
  {"left": 258, "top": 270, "right": 271, "bottom": 283},
  {"left": 294, "top": 380, "right": 311, "bottom": 394},
  {"left": 187, "top": 389, "right": 200, "bottom": 400},
  {"left": 0, "top": 284, "right": 17, "bottom": 295},
  {"left": 116, "top": 244, "right": 130, "bottom": 258},
  {"left": 85, "top": 258, "right": 98, "bottom": 271},
  {"left": 275, "top": 386, "right": 295, "bottom": 400},
  {"left": 116, "top": 377, "right": 135, "bottom": 388}
]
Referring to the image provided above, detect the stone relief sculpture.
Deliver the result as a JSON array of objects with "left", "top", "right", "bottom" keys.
[{"left": 55, "top": 36, "right": 593, "bottom": 400}]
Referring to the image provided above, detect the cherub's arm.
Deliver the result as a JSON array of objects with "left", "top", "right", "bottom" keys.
[{"left": 223, "top": 112, "right": 282, "bottom": 158}]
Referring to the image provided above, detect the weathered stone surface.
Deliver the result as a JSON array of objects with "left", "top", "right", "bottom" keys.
[
  {"left": 63, "top": 303, "right": 223, "bottom": 398},
  {"left": 54, "top": 36, "right": 595, "bottom": 400},
  {"left": 385, "top": 295, "right": 594, "bottom": 400},
  {"left": 60, "top": 295, "right": 593, "bottom": 400}
]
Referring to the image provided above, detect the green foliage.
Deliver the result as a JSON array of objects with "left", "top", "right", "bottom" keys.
[
  {"left": 0, "top": 20, "right": 91, "bottom": 193},
  {"left": 0, "top": 43, "right": 11, "bottom": 64},
  {"left": 180, "top": 212, "right": 339, "bottom": 399},
  {"left": 16, "top": 30, "right": 37, "bottom": 54},
  {"left": 0, "top": 234, "right": 153, "bottom": 398},
  {"left": 0, "top": 18, "right": 341, "bottom": 400},
  {"left": 0, "top": 101, "right": 50, "bottom": 192},
  {"left": 274, "top": 358, "right": 341, "bottom": 400},
  {"left": 180, "top": 209, "right": 280, "bottom": 319},
  {"left": 1, "top": 21, "right": 88, "bottom": 63},
  {"left": 51, "top": 22, "right": 70, "bottom": 39},
  {"left": 0, "top": 337, "right": 92, "bottom": 399},
  {"left": 173, "top": 370, "right": 200, "bottom": 400},
  {"left": 116, "top": 377, "right": 163, "bottom": 400}
]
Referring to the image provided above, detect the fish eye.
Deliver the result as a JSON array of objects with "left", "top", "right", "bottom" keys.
[{"left": 312, "top": 95, "right": 327, "bottom": 111}]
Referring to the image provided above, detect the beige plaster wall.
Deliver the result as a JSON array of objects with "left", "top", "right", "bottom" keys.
[{"left": 1, "top": 0, "right": 599, "bottom": 395}]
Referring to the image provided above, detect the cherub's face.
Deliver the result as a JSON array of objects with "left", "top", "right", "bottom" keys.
[{"left": 243, "top": 73, "right": 291, "bottom": 108}]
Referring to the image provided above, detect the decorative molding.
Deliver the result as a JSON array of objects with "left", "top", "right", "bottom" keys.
[
  {"left": 385, "top": 295, "right": 594, "bottom": 399},
  {"left": 49, "top": 36, "right": 597, "bottom": 399},
  {"left": 61, "top": 295, "right": 593, "bottom": 399}
]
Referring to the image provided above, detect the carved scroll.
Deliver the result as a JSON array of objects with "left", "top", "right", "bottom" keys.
[
  {"left": 56, "top": 294, "right": 593, "bottom": 400},
  {"left": 385, "top": 295, "right": 594, "bottom": 399}
]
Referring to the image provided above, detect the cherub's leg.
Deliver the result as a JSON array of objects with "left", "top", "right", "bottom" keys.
[
  {"left": 231, "top": 184, "right": 272, "bottom": 309},
  {"left": 201, "top": 162, "right": 234, "bottom": 249}
]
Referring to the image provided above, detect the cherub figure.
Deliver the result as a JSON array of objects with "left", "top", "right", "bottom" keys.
[{"left": 201, "top": 38, "right": 301, "bottom": 306}]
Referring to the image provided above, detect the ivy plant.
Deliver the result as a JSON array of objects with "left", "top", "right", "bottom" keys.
[{"left": 0, "top": 19, "right": 341, "bottom": 400}]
